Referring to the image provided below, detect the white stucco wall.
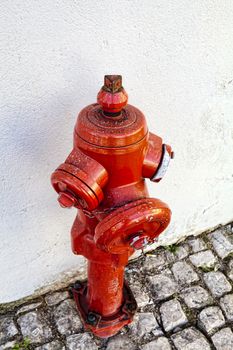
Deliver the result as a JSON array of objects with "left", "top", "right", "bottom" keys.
[{"left": 1, "top": 0, "right": 233, "bottom": 303}]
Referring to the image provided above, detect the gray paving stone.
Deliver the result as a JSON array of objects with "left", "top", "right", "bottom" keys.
[
  {"left": 189, "top": 250, "right": 217, "bottom": 271},
  {"left": 148, "top": 270, "right": 177, "bottom": 301},
  {"left": 181, "top": 285, "right": 213, "bottom": 309},
  {"left": 125, "top": 265, "right": 140, "bottom": 275},
  {"left": 35, "top": 340, "right": 65, "bottom": 350},
  {"left": 53, "top": 299, "right": 82, "bottom": 336},
  {"left": 45, "top": 291, "right": 69, "bottom": 306},
  {"left": 16, "top": 301, "right": 43, "bottom": 315},
  {"left": 226, "top": 224, "right": 233, "bottom": 233},
  {"left": 203, "top": 271, "right": 232, "bottom": 298},
  {"left": 125, "top": 271, "right": 141, "bottom": 286},
  {"left": 143, "top": 251, "right": 167, "bottom": 272},
  {"left": 165, "top": 244, "right": 189, "bottom": 263},
  {"left": 187, "top": 236, "right": 207, "bottom": 253},
  {"left": 17, "top": 310, "right": 52, "bottom": 344},
  {"left": 128, "top": 312, "right": 162, "bottom": 339},
  {"left": 171, "top": 327, "right": 211, "bottom": 350},
  {"left": 130, "top": 281, "right": 152, "bottom": 308},
  {"left": 140, "top": 337, "right": 171, "bottom": 350},
  {"left": 0, "top": 340, "right": 17, "bottom": 350},
  {"left": 66, "top": 333, "right": 98, "bottom": 350},
  {"left": 171, "top": 261, "right": 199, "bottom": 285},
  {"left": 227, "top": 259, "right": 233, "bottom": 281},
  {"left": 160, "top": 299, "right": 188, "bottom": 332},
  {"left": 106, "top": 334, "right": 137, "bottom": 350},
  {"left": 211, "top": 327, "right": 233, "bottom": 350},
  {"left": 0, "top": 316, "right": 18, "bottom": 345},
  {"left": 197, "top": 306, "right": 225, "bottom": 335},
  {"left": 209, "top": 229, "right": 233, "bottom": 259},
  {"left": 220, "top": 294, "right": 233, "bottom": 321}
]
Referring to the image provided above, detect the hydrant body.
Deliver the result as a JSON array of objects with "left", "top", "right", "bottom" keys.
[{"left": 51, "top": 76, "right": 173, "bottom": 338}]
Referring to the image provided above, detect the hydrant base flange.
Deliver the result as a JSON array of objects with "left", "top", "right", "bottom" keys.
[{"left": 71, "top": 279, "right": 137, "bottom": 338}]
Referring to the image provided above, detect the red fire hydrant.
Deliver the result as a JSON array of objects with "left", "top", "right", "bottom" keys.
[{"left": 51, "top": 75, "right": 173, "bottom": 338}]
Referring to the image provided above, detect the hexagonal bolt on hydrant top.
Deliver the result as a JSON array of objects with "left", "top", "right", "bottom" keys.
[{"left": 51, "top": 75, "right": 173, "bottom": 338}]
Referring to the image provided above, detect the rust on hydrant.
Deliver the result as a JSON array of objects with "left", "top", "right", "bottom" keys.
[{"left": 51, "top": 75, "right": 173, "bottom": 338}]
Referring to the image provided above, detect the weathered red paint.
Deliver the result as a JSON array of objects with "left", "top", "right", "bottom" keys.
[{"left": 51, "top": 76, "right": 173, "bottom": 338}]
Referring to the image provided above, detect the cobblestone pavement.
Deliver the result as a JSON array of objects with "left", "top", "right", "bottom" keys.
[{"left": 1, "top": 224, "right": 233, "bottom": 350}]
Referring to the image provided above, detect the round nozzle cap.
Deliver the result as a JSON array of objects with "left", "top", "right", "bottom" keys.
[{"left": 97, "top": 75, "right": 128, "bottom": 115}]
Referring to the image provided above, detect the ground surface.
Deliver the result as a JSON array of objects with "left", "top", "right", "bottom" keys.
[{"left": 1, "top": 224, "right": 233, "bottom": 350}]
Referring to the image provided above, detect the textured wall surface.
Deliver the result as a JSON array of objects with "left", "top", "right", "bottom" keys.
[{"left": 0, "top": 0, "right": 233, "bottom": 303}]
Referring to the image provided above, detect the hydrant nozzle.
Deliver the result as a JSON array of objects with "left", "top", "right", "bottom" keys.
[{"left": 51, "top": 76, "right": 173, "bottom": 338}]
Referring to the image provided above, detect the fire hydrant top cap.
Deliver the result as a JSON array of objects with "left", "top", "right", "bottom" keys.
[{"left": 74, "top": 76, "right": 148, "bottom": 148}]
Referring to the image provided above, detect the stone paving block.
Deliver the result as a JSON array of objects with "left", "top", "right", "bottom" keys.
[
  {"left": 0, "top": 340, "right": 17, "bottom": 350},
  {"left": 148, "top": 269, "right": 177, "bottom": 301},
  {"left": 181, "top": 286, "right": 213, "bottom": 309},
  {"left": 130, "top": 281, "right": 152, "bottom": 308},
  {"left": 171, "top": 261, "right": 199, "bottom": 285},
  {"left": 203, "top": 271, "right": 232, "bottom": 298},
  {"left": 165, "top": 244, "right": 189, "bottom": 263},
  {"left": 171, "top": 327, "right": 211, "bottom": 350},
  {"left": 17, "top": 310, "right": 52, "bottom": 344},
  {"left": 226, "top": 223, "right": 233, "bottom": 232},
  {"left": 125, "top": 271, "right": 141, "bottom": 286},
  {"left": 106, "top": 334, "right": 137, "bottom": 350},
  {"left": 197, "top": 306, "right": 225, "bottom": 335},
  {"left": 53, "top": 299, "right": 82, "bottom": 336},
  {"left": 35, "top": 340, "right": 65, "bottom": 350},
  {"left": 125, "top": 264, "right": 140, "bottom": 274},
  {"left": 227, "top": 259, "right": 233, "bottom": 281},
  {"left": 45, "top": 291, "right": 69, "bottom": 306},
  {"left": 66, "top": 333, "right": 98, "bottom": 350},
  {"left": 16, "top": 301, "right": 43, "bottom": 315},
  {"left": 187, "top": 236, "right": 207, "bottom": 253},
  {"left": 220, "top": 294, "right": 233, "bottom": 321},
  {"left": 128, "top": 312, "right": 163, "bottom": 339},
  {"left": 209, "top": 229, "right": 233, "bottom": 259},
  {"left": 211, "top": 327, "right": 233, "bottom": 350},
  {"left": 0, "top": 316, "right": 18, "bottom": 345},
  {"left": 140, "top": 337, "right": 171, "bottom": 350},
  {"left": 189, "top": 250, "right": 217, "bottom": 271},
  {"left": 160, "top": 299, "right": 188, "bottom": 332},
  {"left": 143, "top": 251, "right": 167, "bottom": 272}
]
